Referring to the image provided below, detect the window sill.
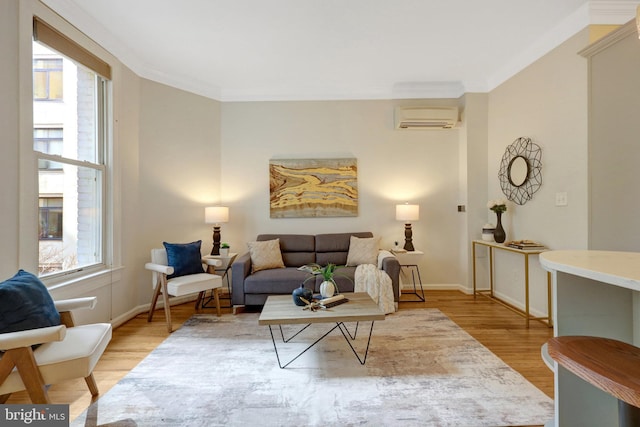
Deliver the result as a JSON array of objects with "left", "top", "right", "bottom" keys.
[{"left": 45, "top": 266, "right": 123, "bottom": 298}]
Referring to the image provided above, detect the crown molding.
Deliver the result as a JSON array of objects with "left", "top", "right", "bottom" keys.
[
  {"left": 40, "top": 0, "right": 640, "bottom": 102},
  {"left": 589, "top": 1, "right": 639, "bottom": 24},
  {"left": 579, "top": 19, "right": 638, "bottom": 57},
  {"left": 486, "top": 1, "right": 637, "bottom": 92}
]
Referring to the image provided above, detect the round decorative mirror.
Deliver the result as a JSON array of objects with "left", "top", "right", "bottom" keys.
[
  {"left": 508, "top": 156, "right": 529, "bottom": 187},
  {"left": 498, "top": 137, "right": 542, "bottom": 205}
]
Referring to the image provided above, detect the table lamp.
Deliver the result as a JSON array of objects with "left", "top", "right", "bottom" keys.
[
  {"left": 396, "top": 203, "right": 419, "bottom": 251},
  {"left": 205, "top": 206, "right": 229, "bottom": 255}
]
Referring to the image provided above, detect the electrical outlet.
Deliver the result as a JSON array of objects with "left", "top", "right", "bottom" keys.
[{"left": 555, "top": 192, "right": 568, "bottom": 206}]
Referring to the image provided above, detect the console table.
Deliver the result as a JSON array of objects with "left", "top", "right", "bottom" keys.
[
  {"left": 472, "top": 240, "right": 552, "bottom": 327},
  {"left": 540, "top": 250, "right": 640, "bottom": 427}
]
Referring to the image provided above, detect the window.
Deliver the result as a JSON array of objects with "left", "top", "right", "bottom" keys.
[
  {"left": 33, "top": 18, "right": 111, "bottom": 277},
  {"left": 39, "top": 197, "right": 63, "bottom": 240},
  {"left": 34, "top": 128, "right": 63, "bottom": 170},
  {"left": 33, "top": 58, "right": 63, "bottom": 100}
]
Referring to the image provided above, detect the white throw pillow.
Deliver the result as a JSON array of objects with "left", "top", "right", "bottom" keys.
[
  {"left": 247, "top": 239, "right": 285, "bottom": 273},
  {"left": 346, "top": 236, "right": 380, "bottom": 266}
]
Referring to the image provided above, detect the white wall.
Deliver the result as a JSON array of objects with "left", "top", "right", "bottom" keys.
[
  {"left": 221, "top": 99, "right": 464, "bottom": 286},
  {"left": 484, "top": 29, "right": 590, "bottom": 315},
  {"left": 135, "top": 79, "right": 222, "bottom": 305},
  {"left": 0, "top": 0, "right": 20, "bottom": 279},
  {"left": 585, "top": 22, "right": 640, "bottom": 252}
]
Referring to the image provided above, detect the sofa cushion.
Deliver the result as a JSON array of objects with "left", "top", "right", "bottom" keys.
[
  {"left": 0, "top": 270, "right": 61, "bottom": 335},
  {"left": 315, "top": 232, "right": 372, "bottom": 265},
  {"left": 248, "top": 239, "right": 285, "bottom": 273},
  {"left": 258, "top": 234, "right": 315, "bottom": 267},
  {"left": 244, "top": 267, "right": 309, "bottom": 294},
  {"left": 163, "top": 240, "right": 204, "bottom": 279},
  {"left": 346, "top": 236, "right": 380, "bottom": 266}
]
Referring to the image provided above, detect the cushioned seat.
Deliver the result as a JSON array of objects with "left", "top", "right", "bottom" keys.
[
  {"left": 146, "top": 243, "right": 223, "bottom": 332},
  {"left": 0, "top": 270, "right": 113, "bottom": 404},
  {"left": 165, "top": 273, "right": 221, "bottom": 297},
  {"left": 0, "top": 323, "right": 111, "bottom": 395}
]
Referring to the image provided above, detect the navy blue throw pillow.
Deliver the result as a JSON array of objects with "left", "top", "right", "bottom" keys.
[
  {"left": 0, "top": 270, "right": 61, "bottom": 334},
  {"left": 163, "top": 240, "right": 204, "bottom": 279}
]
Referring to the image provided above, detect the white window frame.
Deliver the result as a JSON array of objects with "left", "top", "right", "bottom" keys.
[{"left": 20, "top": 5, "right": 115, "bottom": 286}]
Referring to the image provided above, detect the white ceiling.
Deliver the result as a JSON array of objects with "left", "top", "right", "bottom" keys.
[{"left": 43, "top": 0, "right": 637, "bottom": 101}]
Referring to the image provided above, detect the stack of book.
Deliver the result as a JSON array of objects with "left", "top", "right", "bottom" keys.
[
  {"left": 319, "top": 294, "right": 349, "bottom": 308},
  {"left": 507, "top": 240, "right": 546, "bottom": 250}
]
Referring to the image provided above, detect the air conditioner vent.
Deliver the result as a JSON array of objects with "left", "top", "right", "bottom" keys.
[{"left": 395, "top": 106, "right": 459, "bottom": 130}]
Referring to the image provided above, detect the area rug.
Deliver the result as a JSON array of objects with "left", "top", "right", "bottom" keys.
[{"left": 72, "top": 309, "right": 553, "bottom": 427}]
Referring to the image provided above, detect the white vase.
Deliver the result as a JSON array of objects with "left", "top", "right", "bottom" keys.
[
  {"left": 320, "top": 280, "right": 335, "bottom": 298},
  {"left": 220, "top": 248, "right": 229, "bottom": 256}
]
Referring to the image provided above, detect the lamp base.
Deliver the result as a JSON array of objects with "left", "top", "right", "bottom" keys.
[
  {"left": 403, "top": 223, "right": 415, "bottom": 252},
  {"left": 211, "top": 226, "right": 221, "bottom": 255}
]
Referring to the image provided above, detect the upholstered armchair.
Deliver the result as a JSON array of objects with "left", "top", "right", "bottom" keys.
[
  {"left": 146, "top": 243, "right": 223, "bottom": 332},
  {"left": 0, "top": 295, "right": 112, "bottom": 404}
]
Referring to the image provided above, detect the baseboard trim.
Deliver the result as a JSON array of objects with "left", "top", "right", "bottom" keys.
[
  {"left": 401, "top": 283, "right": 471, "bottom": 294},
  {"left": 110, "top": 294, "right": 198, "bottom": 329}
]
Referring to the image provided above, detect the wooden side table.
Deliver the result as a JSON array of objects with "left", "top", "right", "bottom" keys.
[{"left": 392, "top": 250, "right": 425, "bottom": 302}]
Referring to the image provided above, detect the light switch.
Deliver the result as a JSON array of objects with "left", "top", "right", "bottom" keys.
[{"left": 555, "top": 192, "right": 568, "bottom": 206}]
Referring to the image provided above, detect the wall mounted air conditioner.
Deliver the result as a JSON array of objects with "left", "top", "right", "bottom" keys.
[{"left": 394, "top": 106, "right": 459, "bottom": 129}]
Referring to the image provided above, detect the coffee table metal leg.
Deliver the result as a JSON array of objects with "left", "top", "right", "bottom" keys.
[
  {"left": 278, "top": 323, "right": 312, "bottom": 343},
  {"left": 268, "top": 324, "right": 340, "bottom": 369},
  {"left": 267, "top": 321, "right": 377, "bottom": 368},
  {"left": 337, "top": 321, "right": 376, "bottom": 365},
  {"left": 341, "top": 321, "right": 359, "bottom": 340}
]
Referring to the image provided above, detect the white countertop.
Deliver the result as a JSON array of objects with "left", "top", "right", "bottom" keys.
[{"left": 539, "top": 250, "right": 640, "bottom": 291}]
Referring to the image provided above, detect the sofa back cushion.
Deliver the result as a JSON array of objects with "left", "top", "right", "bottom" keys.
[
  {"left": 247, "top": 239, "right": 286, "bottom": 273},
  {"left": 346, "top": 235, "right": 380, "bottom": 266},
  {"left": 315, "top": 232, "right": 373, "bottom": 265},
  {"left": 257, "top": 234, "right": 315, "bottom": 267}
]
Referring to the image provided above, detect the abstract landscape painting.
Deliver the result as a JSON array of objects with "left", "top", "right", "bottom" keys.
[{"left": 269, "top": 158, "right": 358, "bottom": 218}]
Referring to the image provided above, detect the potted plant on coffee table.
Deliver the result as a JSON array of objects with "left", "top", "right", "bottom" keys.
[{"left": 298, "top": 263, "right": 350, "bottom": 298}]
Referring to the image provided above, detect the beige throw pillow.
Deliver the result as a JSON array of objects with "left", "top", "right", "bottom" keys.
[
  {"left": 247, "top": 239, "right": 285, "bottom": 273},
  {"left": 346, "top": 236, "right": 380, "bottom": 266}
]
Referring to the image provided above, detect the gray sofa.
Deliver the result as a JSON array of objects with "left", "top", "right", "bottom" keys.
[{"left": 231, "top": 232, "right": 400, "bottom": 307}]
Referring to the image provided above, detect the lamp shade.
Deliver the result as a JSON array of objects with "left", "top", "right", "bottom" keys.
[
  {"left": 205, "top": 206, "right": 229, "bottom": 224},
  {"left": 396, "top": 204, "right": 419, "bottom": 222}
]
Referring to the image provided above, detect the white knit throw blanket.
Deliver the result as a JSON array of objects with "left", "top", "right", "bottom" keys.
[{"left": 354, "top": 264, "right": 395, "bottom": 314}]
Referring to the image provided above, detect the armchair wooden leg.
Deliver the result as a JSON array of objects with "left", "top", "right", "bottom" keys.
[
  {"left": 148, "top": 279, "right": 163, "bottom": 323},
  {"left": 10, "top": 347, "right": 50, "bottom": 404},
  {"left": 0, "top": 356, "right": 14, "bottom": 403},
  {"left": 195, "top": 291, "right": 205, "bottom": 310},
  {"left": 161, "top": 280, "right": 172, "bottom": 333},
  {"left": 213, "top": 288, "right": 221, "bottom": 317},
  {"left": 84, "top": 373, "right": 99, "bottom": 396}
]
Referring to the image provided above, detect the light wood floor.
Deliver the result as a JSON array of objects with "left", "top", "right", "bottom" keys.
[{"left": 6, "top": 290, "right": 554, "bottom": 423}]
